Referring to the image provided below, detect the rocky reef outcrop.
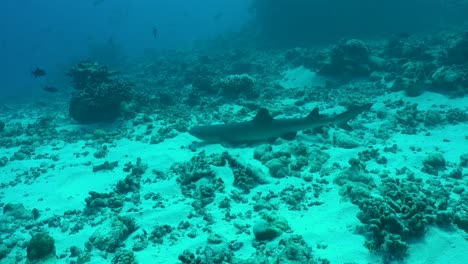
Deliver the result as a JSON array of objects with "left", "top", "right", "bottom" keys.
[{"left": 67, "top": 61, "right": 133, "bottom": 123}]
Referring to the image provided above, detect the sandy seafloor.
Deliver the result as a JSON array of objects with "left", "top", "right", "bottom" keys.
[{"left": 0, "top": 67, "right": 467, "bottom": 264}]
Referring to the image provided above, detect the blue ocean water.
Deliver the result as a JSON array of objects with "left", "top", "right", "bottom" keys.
[
  {"left": 1, "top": 0, "right": 251, "bottom": 100},
  {"left": 0, "top": 1, "right": 467, "bottom": 264}
]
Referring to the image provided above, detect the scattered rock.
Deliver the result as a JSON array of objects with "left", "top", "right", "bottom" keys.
[
  {"left": 0, "top": 156, "right": 8, "bottom": 167},
  {"left": 92, "top": 161, "right": 118, "bottom": 172},
  {"left": 422, "top": 153, "right": 446, "bottom": 176},
  {"left": 333, "top": 132, "right": 359, "bottom": 149},
  {"left": 87, "top": 216, "right": 137, "bottom": 253},
  {"left": 26, "top": 233, "right": 56, "bottom": 261}
]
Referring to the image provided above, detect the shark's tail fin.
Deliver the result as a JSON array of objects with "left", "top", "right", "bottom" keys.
[{"left": 337, "top": 103, "right": 372, "bottom": 131}]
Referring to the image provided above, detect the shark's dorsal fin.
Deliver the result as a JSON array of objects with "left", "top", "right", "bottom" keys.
[
  {"left": 253, "top": 108, "right": 273, "bottom": 123},
  {"left": 306, "top": 108, "right": 321, "bottom": 120}
]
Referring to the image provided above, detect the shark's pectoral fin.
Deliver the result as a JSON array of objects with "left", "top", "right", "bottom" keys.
[
  {"left": 349, "top": 103, "right": 373, "bottom": 112},
  {"left": 338, "top": 122, "right": 353, "bottom": 131},
  {"left": 336, "top": 103, "right": 372, "bottom": 131},
  {"left": 280, "top": 132, "right": 297, "bottom": 140}
]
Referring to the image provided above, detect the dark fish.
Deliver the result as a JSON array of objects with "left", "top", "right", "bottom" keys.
[
  {"left": 152, "top": 26, "right": 158, "bottom": 38},
  {"left": 93, "top": 0, "right": 104, "bottom": 6},
  {"left": 31, "top": 67, "right": 46, "bottom": 78},
  {"left": 42, "top": 86, "right": 58, "bottom": 93},
  {"left": 214, "top": 12, "right": 223, "bottom": 20}
]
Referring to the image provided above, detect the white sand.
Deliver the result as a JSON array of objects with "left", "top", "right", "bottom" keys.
[{"left": 0, "top": 86, "right": 466, "bottom": 264}]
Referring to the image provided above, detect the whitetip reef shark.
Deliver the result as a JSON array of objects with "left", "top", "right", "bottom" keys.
[{"left": 189, "top": 103, "right": 372, "bottom": 143}]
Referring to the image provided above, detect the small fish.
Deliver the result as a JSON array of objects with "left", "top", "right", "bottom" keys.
[
  {"left": 42, "top": 86, "right": 58, "bottom": 93},
  {"left": 152, "top": 26, "right": 158, "bottom": 38},
  {"left": 93, "top": 0, "right": 104, "bottom": 6},
  {"left": 31, "top": 67, "right": 46, "bottom": 78},
  {"left": 214, "top": 12, "right": 223, "bottom": 20}
]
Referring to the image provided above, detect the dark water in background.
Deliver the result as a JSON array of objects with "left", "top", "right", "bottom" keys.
[
  {"left": 252, "top": 0, "right": 468, "bottom": 46},
  {"left": 1, "top": 0, "right": 466, "bottom": 100},
  {"left": 0, "top": 0, "right": 251, "bottom": 100}
]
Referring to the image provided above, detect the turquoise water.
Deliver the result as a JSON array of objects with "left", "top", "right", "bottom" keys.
[{"left": 0, "top": 1, "right": 467, "bottom": 263}]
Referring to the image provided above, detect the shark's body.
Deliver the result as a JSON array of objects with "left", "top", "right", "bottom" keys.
[{"left": 189, "top": 103, "right": 372, "bottom": 143}]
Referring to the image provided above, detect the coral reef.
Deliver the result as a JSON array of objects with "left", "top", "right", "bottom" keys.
[
  {"left": 430, "top": 65, "right": 468, "bottom": 97},
  {"left": 67, "top": 61, "right": 133, "bottom": 123},
  {"left": 445, "top": 33, "right": 468, "bottom": 65},
  {"left": 391, "top": 76, "right": 425, "bottom": 97},
  {"left": 384, "top": 34, "right": 433, "bottom": 60},
  {"left": 273, "top": 235, "right": 318, "bottom": 264},
  {"left": 85, "top": 158, "right": 147, "bottom": 213},
  {"left": 254, "top": 143, "right": 330, "bottom": 179},
  {"left": 92, "top": 161, "right": 118, "bottom": 172},
  {"left": 87, "top": 216, "right": 137, "bottom": 253},
  {"left": 355, "top": 174, "right": 439, "bottom": 261},
  {"left": 453, "top": 194, "right": 468, "bottom": 233},
  {"left": 217, "top": 74, "right": 257, "bottom": 99},
  {"left": 111, "top": 249, "right": 137, "bottom": 264},
  {"left": 318, "top": 39, "right": 374, "bottom": 77},
  {"left": 26, "top": 233, "right": 56, "bottom": 261},
  {"left": 253, "top": 219, "right": 283, "bottom": 241},
  {"left": 422, "top": 153, "right": 447, "bottom": 176},
  {"left": 173, "top": 151, "right": 266, "bottom": 200},
  {"left": 386, "top": 32, "right": 468, "bottom": 97},
  {"left": 394, "top": 103, "right": 424, "bottom": 134},
  {"left": 333, "top": 152, "right": 467, "bottom": 262},
  {"left": 149, "top": 224, "right": 173, "bottom": 244},
  {"left": 460, "top": 153, "right": 468, "bottom": 167},
  {"left": 178, "top": 246, "right": 234, "bottom": 264}
]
